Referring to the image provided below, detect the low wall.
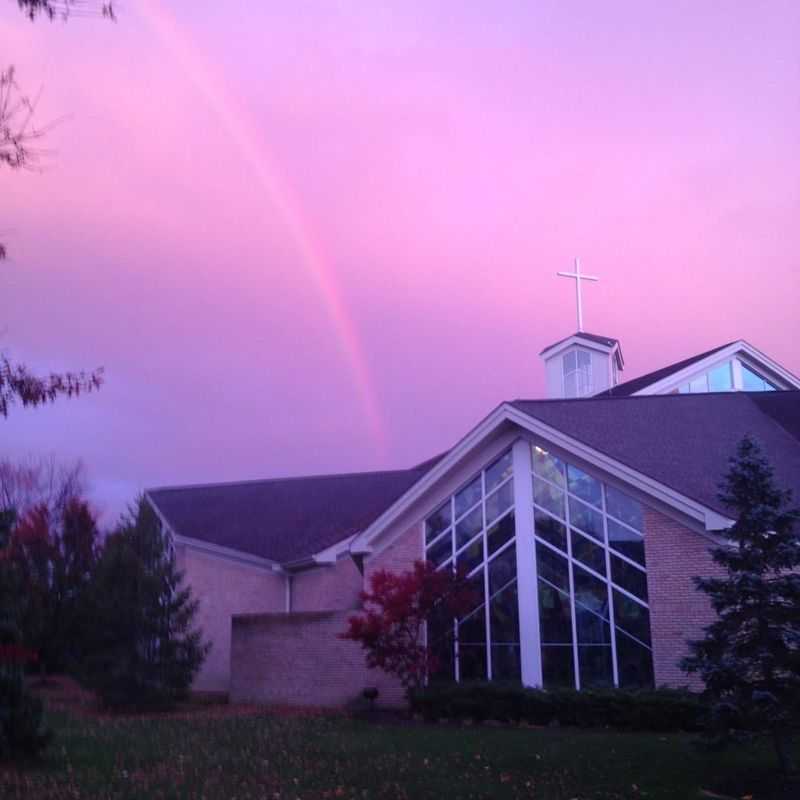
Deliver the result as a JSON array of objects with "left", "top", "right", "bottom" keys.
[{"left": 230, "top": 610, "right": 405, "bottom": 708}]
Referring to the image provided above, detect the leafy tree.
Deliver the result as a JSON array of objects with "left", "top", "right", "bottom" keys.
[
  {"left": 682, "top": 435, "right": 800, "bottom": 775},
  {"left": 0, "top": 498, "right": 100, "bottom": 675},
  {"left": 342, "top": 560, "right": 476, "bottom": 698},
  {"left": 84, "top": 497, "right": 209, "bottom": 710}
]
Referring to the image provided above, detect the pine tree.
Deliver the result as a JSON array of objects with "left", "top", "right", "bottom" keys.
[
  {"left": 85, "top": 496, "right": 209, "bottom": 710},
  {"left": 682, "top": 436, "right": 800, "bottom": 775}
]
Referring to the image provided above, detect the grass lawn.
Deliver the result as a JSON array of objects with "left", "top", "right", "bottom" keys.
[{"left": 1, "top": 707, "right": 798, "bottom": 800}]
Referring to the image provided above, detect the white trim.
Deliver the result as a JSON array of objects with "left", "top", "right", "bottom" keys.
[
  {"left": 350, "top": 403, "right": 732, "bottom": 557},
  {"left": 512, "top": 438, "right": 542, "bottom": 687},
  {"left": 630, "top": 340, "right": 800, "bottom": 396},
  {"left": 172, "top": 532, "right": 284, "bottom": 573}
]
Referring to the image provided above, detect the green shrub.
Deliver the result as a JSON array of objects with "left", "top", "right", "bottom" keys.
[{"left": 410, "top": 683, "right": 707, "bottom": 732}]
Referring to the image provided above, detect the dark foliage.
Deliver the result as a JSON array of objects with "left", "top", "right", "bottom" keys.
[
  {"left": 681, "top": 436, "right": 800, "bottom": 774},
  {"left": 0, "top": 622, "right": 51, "bottom": 759},
  {"left": 410, "top": 682, "right": 707, "bottom": 731},
  {"left": 83, "top": 497, "right": 209, "bottom": 710},
  {"left": 0, "top": 356, "right": 103, "bottom": 418}
]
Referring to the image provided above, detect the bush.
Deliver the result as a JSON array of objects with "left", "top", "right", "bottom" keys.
[
  {"left": 410, "top": 683, "right": 707, "bottom": 732},
  {"left": 0, "top": 624, "right": 52, "bottom": 759},
  {"left": 0, "top": 673, "right": 52, "bottom": 758}
]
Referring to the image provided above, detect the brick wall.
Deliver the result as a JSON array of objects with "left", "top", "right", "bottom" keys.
[
  {"left": 365, "top": 522, "right": 423, "bottom": 582},
  {"left": 180, "top": 546, "right": 286, "bottom": 693},
  {"left": 230, "top": 611, "right": 406, "bottom": 707},
  {"left": 291, "top": 557, "right": 363, "bottom": 612},
  {"left": 644, "top": 508, "right": 725, "bottom": 688}
]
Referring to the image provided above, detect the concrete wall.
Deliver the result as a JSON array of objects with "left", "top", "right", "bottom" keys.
[
  {"left": 643, "top": 507, "right": 725, "bottom": 688},
  {"left": 178, "top": 545, "right": 286, "bottom": 694},
  {"left": 230, "top": 611, "right": 405, "bottom": 707},
  {"left": 291, "top": 556, "right": 363, "bottom": 612}
]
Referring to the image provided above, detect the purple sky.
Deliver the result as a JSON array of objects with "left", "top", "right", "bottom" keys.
[{"left": 3, "top": 1, "right": 800, "bottom": 521}]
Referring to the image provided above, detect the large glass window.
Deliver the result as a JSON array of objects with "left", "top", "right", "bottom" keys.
[
  {"left": 425, "top": 450, "right": 519, "bottom": 682},
  {"left": 531, "top": 445, "right": 654, "bottom": 689},
  {"left": 563, "top": 348, "right": 592, "bottom": 398},
  {"left": 678, "top": 359, "right": 777, "bottom": 394}
]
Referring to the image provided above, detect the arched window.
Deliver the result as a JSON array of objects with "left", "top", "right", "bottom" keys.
[{"left": 563, "top": 349, "right": 592, "bottom": 397}]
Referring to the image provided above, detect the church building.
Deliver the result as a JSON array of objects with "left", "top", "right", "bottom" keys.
[{"left": 147, "top": 269, "right": 800, "bottom": 705}]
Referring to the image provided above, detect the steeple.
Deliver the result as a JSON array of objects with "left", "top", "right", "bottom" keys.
[{"left": 540, "top": 332, "right": 624, "bottom": 398}]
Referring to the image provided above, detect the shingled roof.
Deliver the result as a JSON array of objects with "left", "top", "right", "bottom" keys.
[
  {"left": 150, "top": 391, "right": 800, "bottom": 566},
  {"left": 148, "top": 454, "right": 443, "bottom": 564},
  {"left": 512, "top": 391, "right": 800, "bottom": 519},
  {"left": 539, "top": 331, "right": 620, "bottom": 355},
  {"left": 597, "top": 342, "right": 735, "bottom": 397}
]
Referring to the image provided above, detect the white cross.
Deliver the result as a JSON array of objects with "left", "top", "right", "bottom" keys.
[{"left": 557, "top": 258, "right": 598, "bottom": 332}]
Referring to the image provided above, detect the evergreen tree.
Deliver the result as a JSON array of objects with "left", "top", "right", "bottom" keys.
[
  {"left": 682, "top": 436, "right": 800, "bottom": 775},
  {"left": 85, "top": 497, "right": 209, "bottom": 710}
]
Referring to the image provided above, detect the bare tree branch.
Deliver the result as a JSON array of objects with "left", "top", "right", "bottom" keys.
[{"left": 15, "top": 1, "right": 115, "bottom": 22}]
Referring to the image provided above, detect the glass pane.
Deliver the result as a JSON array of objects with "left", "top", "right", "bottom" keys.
[
  {"left": 534, "top": 478, "right": 565, "bottom": 518},
  {"left": 531, "top": 446, "right": 565, "bottom": 487},
  {"left": 742, "top": 364, "right": 775, "bottom": 391},
  {"left": 607, "top": 518, "right": 645, "bottom": 565},
  {"left": 457, "top": 534, "right": 485, "bottom": 575},
  {"left": 485, "top": 451, "right": 513, "bottom": 493},
  {"left": 456, "top": 505, "right": 483, "bottom": 549},
  {"left": 455, "top": 476, "right": 482, "bottom": 518},
  {"left": 577, "top": 349, "right": 591, "bottom": 368},
  {"left": 463, "top": 570, "right": 485, "bottom": 617},
  {"left": 575, "top": 605, "right": 612, "bottom": 645},
  {"left": 458, "top": 607, "right": 486, "bottom": 645},
  {"left": 611, "top": 554, "right": 649, "bottom": 602},
  {"left": 708, "top": 361, "right": 733, "bottom": 392},
  {"left": 571, "top": 529, "right": 606, "bottom": 576},
  {"left": 567, "top": 464, "right": 602, "bottom": 508},
  {"left": 605, "top": 486, "right": 643, "bottom": 531},
  {"left": 485, "top": 480, "right": 513, "bottom": 526},
  {"left": 573, "top": 564, "right": 610, "bottom": 619},
  {"left": 459, "top": 645, "right": 487, "bottom": 681},
  {"left": 568, "top": 496, "right": 604, "bottom": 542},
  {"left": 489, "top": 581, "right": 519, "bottom": 643},
  {"left": 426, "top": 531, "right": 452, "bottom": 568},
  {"left": 578, "top": 645, "right": 613, "bottom": 688},
  {"left": 615, "top": 629, "right": 655, "bottom": 689},
  {"left": 489, "top": 544, "right": 517, "bottom": 597},
  {"left": 487, "top": 511, "right": 515, "bottom": 556},
  {"left": 538, "top": 580, "right": 573, "bottom": 644},
  {"left": 491, "top": 645, "right": 521, "bottom": 682},
  {"left": 541, "top": 645, "right": 575, "bottom": 689},
  {"left": 563, "top": 350, "right": 577, "bottom": 375},
  {"left": 689, "top": 375, "right": 708, "bottom": 393},
  {"left": 612, "top": 589, "right": 651, "bottom": 646},
  {"left": 427, "top": 605, "right": 455, "bottom": 683},
  {"left": 425, "top": 501, "right": 452, "bottom": 545},
  {"left": 535, "top": 541, "right": 569, "bottom": 592},
  {"left": 534, "top": 509, "right": 567, "bottom": 551}
]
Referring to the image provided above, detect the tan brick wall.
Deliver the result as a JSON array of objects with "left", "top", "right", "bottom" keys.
[
  {"left": 230, "top": 611, "right": 406, "bottom": 707},
  {"left": 365, "top": 522, "right": 423, "bottom": 583},
  {"left": 180, "top": 546, "right": 286, "bottom": 693},
  {"left": 644, "top": 508, "right": 725, "bottom": 688},
  {"left": 291, "top": 557, "right": 363, "bottom": 612}
]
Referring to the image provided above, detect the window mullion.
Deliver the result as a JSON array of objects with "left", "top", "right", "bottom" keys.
[
  {"left": 602, "top": 486, "right": 619, "bottom": 688},
  {"left": 563, "top": 483, "right": 581, "bottom": 690}
]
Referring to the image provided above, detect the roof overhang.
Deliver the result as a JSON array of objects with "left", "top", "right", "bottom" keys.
[
  {"left": 350, "top": 402, "right": 732, "bottom": 556},
  {"left": 631, "top": 340, "right": 800, "bottom": 395}
]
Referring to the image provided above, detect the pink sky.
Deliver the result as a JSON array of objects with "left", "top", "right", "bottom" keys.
[{"left": 3, "top": 1, "right": 799, "bottom": 520}]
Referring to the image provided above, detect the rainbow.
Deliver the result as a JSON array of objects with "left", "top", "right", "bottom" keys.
[{"left": 135, "top": 0, "right": 387, "bottom": 455}]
